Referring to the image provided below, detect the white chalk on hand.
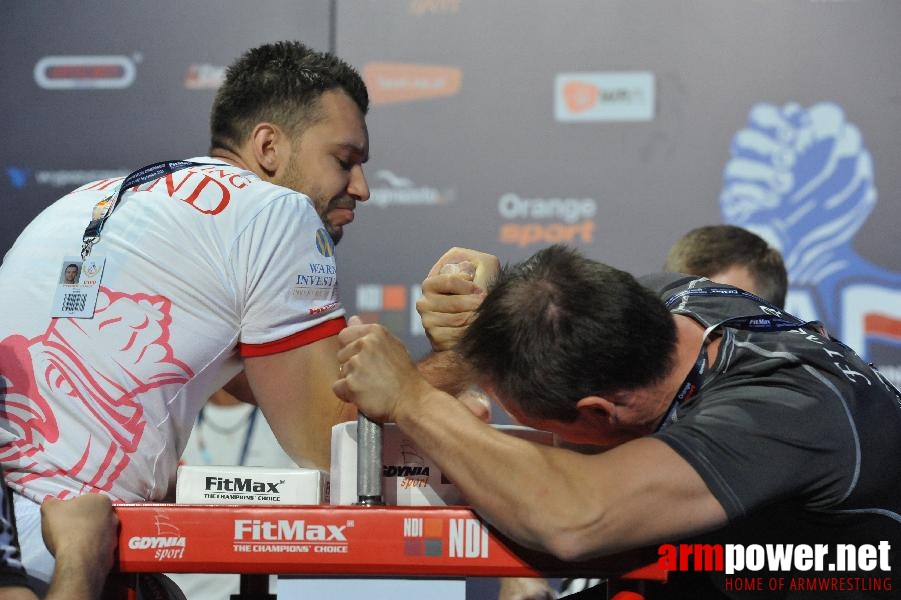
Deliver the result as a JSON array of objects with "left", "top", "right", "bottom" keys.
[{"left": 439, "top": 261, "right": 476, "bottom": 278}]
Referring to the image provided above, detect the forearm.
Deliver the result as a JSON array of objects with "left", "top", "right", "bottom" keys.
[
  {"left": 416, "top": 350, "right": 472, "bottom": 397},
  {"left": 0, "top": 586, "right": 39, "bottom": 600},
  {"left": 393, "top": 389, "right": 592, "bottom": 557},
  {"left": 44, "top": 554, "right": 108, "bottom": 600},
  {"left": 335, "top": 320, "right": 727, "bottom": 560}
]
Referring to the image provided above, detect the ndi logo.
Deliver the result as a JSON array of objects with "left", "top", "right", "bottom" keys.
[
  {"left": 448, "top": 518, "right": 489, "bottom": 559},
  {"left": 404, "top": 517, "right": 444, "bottom": 556},
  {"left": 354, "top": 283, "right": 424, "bottom": 338}
]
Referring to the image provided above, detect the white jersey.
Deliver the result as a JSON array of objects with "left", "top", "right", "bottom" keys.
[{"left": 0, "top": 158, "right": 345, "bottom": 502}]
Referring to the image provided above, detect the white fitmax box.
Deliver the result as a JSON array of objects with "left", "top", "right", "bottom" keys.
[
  {"left": 330, "top": 422, "right": 553, "bottom": 506},
  {"left": 176, "top": 465, "right": 328, "bottom": 504}
]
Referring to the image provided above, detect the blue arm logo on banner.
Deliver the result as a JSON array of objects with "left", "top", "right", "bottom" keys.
[{"left": 720, "top": 102, "right": 901, "bottom": 375}]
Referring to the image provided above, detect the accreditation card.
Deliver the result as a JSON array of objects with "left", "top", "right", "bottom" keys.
[{"left": 50, "top": 255, "right": 106, "bottom": 319}]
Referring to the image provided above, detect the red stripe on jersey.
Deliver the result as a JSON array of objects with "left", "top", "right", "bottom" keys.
[{"left": 239, "top": 316, "right": 347, "bottom": 357}]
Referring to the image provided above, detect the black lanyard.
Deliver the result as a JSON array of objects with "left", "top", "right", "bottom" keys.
[
  {"left": 656, "top": 285, "right": 828, "bottom": 432},
  {"left": 196, "top": 405, "right": 260, "bottom": 466},
  {"left": 80, "top": 160, "right": 213, "bottom": 259}
]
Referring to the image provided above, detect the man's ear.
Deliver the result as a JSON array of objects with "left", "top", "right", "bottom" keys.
[
  {"left": 575, "top": 395, "right": 615, "bottom": 423},
  {"left": 249, "top": 122, "right": 286, "bottom": 178}
]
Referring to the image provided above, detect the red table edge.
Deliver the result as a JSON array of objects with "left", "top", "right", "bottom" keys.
[{"left": 113, "top": 503, "right": 667, "bottom": 582}]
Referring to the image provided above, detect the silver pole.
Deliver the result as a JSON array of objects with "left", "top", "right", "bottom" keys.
[{"left": 356, "top": 413, "right": 384, "bottom": 505}]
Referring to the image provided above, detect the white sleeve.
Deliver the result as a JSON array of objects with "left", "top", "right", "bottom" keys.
[{"left": 231, "top": 193, "right": 346, "bottom": 355}]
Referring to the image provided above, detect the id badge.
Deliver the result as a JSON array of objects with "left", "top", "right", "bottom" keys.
[{"left": 50, "top": 256, "right": 106, "bottom": 318}]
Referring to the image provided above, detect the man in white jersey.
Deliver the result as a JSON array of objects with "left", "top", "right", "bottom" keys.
[{"left": 0, "top": 40, "right": 369, "bottom": 586}]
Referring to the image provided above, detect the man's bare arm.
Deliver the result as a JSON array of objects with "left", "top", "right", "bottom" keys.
[
  {"left": 244, "top": 334, "right": 357, "bottom": 470},
  {"left": 395, "top": 388, "right": 727, "bottom": 559},
  {"left": 221, "top": 371, "right": 256, "bottom": 405},
  {"left": 414, "top": 248, "right": 500, "bottom": 416},
  {"left": 40, "top": 494, "right": 118, "bottom": 600},
  {"left": 334, "top": 322, "right": 727, "bottom": 560}
]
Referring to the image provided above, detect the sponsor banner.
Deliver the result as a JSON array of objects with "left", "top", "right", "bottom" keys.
[
  {"left": 184, "top": 63, "right": 226, "bottom": 90},
  {"left": 176, "top": 465, "right": 328, "bottom": 505},
  {"left": 408, "top": 0, "right": 461, "bottom": 16},
  {"left": 554, "top": 71, "right": 655, "bottom": 122},
  {"left": 496, "top": 192, "right": 598, "bottom": 248},
  {"left": 115, "top": 503, "right": 666, "bottom": 579},
  {"left": 355, "top": 284, "right": 425, "bottom": 338},
  {"left": 34, "top": 55, "right": 137, "bottom": 90},
  {"left": 356, "top": 284, "right": 407, "bottom": 312},
  {"left": 841, "top": 284, "right": 901, "bottom": 387},
  {"left": 369, "top": 170, "right": 455, "bottom": 208},
  {"left": 6, "top": 167, "right": 129, "bottom": 189},
  {"left": 363, "top": 62, "right": 462, "bottom": 105}
]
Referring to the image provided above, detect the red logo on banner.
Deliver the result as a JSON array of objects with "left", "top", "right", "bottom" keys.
[
  {"left": 34, "top": 55, "right": 137, "bottom": 90},
  {"left": 865, "top": 313, "right": 901, "bottom": 342},
  {"left": 363, "top": 63, "right": 462, "bottom": 105},
  {"left": 184, "top": 63, "right": 226, "bottom": 90},
  {"left": 562, "top": 80, "right": 599, "bottom": 113}
]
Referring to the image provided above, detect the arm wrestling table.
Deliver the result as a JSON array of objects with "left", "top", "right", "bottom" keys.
[{"left": 111, "top": 416, "right": 666, "bottom": 599}]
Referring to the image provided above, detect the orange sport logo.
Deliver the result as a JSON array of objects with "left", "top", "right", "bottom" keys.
[{"left": 363, "top": 63, "right": 462, "bottom": 105}]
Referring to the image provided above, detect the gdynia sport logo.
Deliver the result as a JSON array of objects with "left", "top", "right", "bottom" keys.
[{"left": 658, "top": 542, "right": 893, "bottom": 592}]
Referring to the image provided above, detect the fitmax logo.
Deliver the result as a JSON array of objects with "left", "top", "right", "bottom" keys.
[
  {"left": 234, "top": 519, "right": 349, "bottom": 542},
  {"left": 205, "top": 477, "right": 283, "bottom": 493}
]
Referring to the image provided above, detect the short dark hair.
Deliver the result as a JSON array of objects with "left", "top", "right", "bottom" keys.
[
  {"left": 458, "top": 245, "right": 677, "bottom": 422},
  {"left": 210, "top": 41, "right": 369, "bottom": 153},
  {"left": 664, "top": 225, "right": 788, "bottom": 308}
]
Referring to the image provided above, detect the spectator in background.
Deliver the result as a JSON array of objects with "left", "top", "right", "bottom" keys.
[{"left": 663, "top": 224, "right": 787, "bottom": 308}]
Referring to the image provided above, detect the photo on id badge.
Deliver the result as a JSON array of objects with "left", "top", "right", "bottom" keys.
[{"left": 59, "top": 261, "right": 81, "bottom": 284}]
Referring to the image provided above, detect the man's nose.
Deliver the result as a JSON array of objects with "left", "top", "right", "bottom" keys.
[{"left": 349, "top": 164, "right": 370, "bottom": 202}]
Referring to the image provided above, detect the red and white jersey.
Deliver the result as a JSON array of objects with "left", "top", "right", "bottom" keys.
[{"left": 0, "top": 158, "right": 345, "bottom": 502}]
